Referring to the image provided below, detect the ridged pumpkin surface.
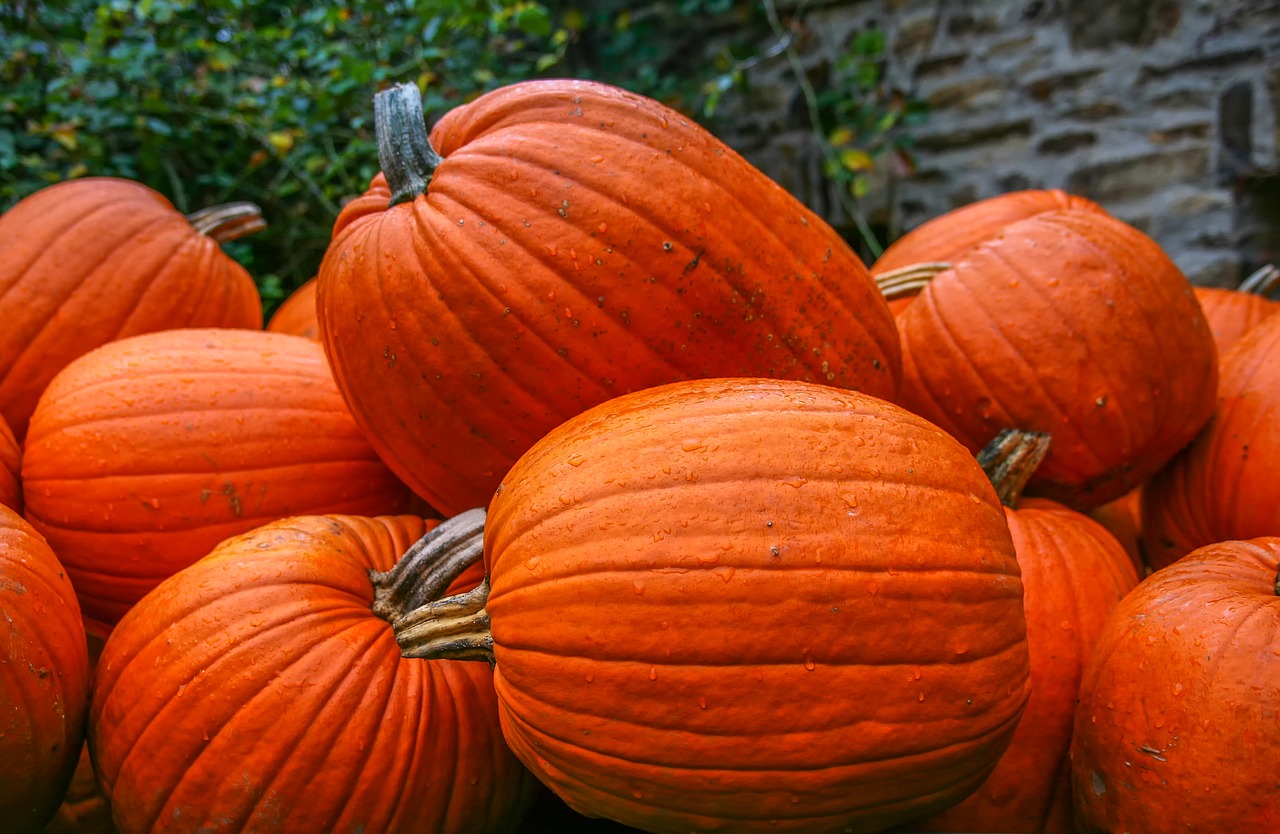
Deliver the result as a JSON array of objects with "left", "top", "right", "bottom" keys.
[
  {"left": 21, "top": 328, "right": 415, "bottom": 633},
  {"left": 1142, "top": 312, "right": 1280, "bottom": 568},
  {"left": 0, "top": 505, "right": 90, "bottom": 834},
  {"left": 1070, "top": 537, "right": 1280, "bottom": 832},
  {"left": 910, "top": 498, "right": 1138, "bottom": 833},
  {"left": 90, "top": 514, "right": 534, "bottom": 834},
  {"left": 266, "top": 277, "right": 319, "bottom": 341},
  {"left": 895, "top": 209, "right": 1217, "bottom": 510},
  {"left": 318, "top": 79, "right": 901, "bottom": 516},
  {"left": 870, "top": 189, "right": 1105, "bottom": 277},
  {"left": 0, "top": 177, "right": 263, "bottom": 440},
  {"left": 1193, "top": 284, "right": 1278, "bottom": 365},
  {"left": 0, "top": 413, "right": 19, "bottom": 512},
  {"left": 482, "top": 378, "right": 1030, "bottom": 833}
]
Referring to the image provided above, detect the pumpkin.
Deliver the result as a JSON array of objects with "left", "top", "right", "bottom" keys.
[
  {"left": 89, "top": 513, "right": 536, "bottom": 833},
  {"left": 871, "top": 189, "right": 1106, "bottom": 277},
  {"left": 1192, "top": 263, "right": 1279, "bottom": 363},
  {"left": 1142, "top": 310, "right": 1280, "bottom": 569},
  {"left": 0, "top": 504, "right": 90, "bottom": 834},
  {"left": 266, "top": 276, "right": 320, "bottom": 341},
  {"left": 317, "top": 80, "right": 901, "bottom": 516},
  {"left": 906, "top": 431, "right": 1139, "bottom": 833},
  {"left": 1087, "top": 487, "right": 1147, "bottom": 577},
  {"left": 890, "top": 207, "right": 1217, "bottom": 511},
  {"left": 22, "top": 328, "right": 417, "bottom": 635},
  {"left": 0, "top": 413, "right": 19, "bottom": 512},
  {"left": 0, "top": 178, "right": 265, "bottom": 440},
  {"left": 1070, "top": 537, "right": 1280, "bottom": 832},
  {"left": 382, "top": 377, "right": 1030, "bottom": 833}
]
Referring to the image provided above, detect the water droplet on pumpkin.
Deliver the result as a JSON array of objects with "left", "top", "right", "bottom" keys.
[
  {"left": 681, "top": 438, "right": 705, "bottom": 452},
  {"left": 648, "top": 666, "right": 657, "bottom": 681},
  {"left": 633, "top": 580, "right": 644, "bottom": 595},
  {"left": 912, "top": 670, "right": 922, "bottom": 681},
  {"left": 779, "top": 476, "right": 807, "bottom": 488},
  {"left": 559, "top": 494, "right": 574, "bottom": 506},
  {"left": 567, "top": 454, "right": 586, "bottom": 467},
  {"left": 698, "top": 696, "right": 708, "bottom": 710},
  {"left": 712, "top": 566, "right": 735, "bottom": 582},
  {"left": 585, "top": 673, "right": 594, "bottom": 683},
  {"left": 842, "top": 493, "right": 858, "bottom": 508},
  {"left": 525, "top": 555, "right": 541, "bottom": 570},
  {"left": 1173, "top": 682, "right": 1184, "bottom": 696},
  {"left": 953, "top": 643, "right": 969, "bottom": 655}
]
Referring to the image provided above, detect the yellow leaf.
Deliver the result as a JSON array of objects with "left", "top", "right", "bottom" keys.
[
  {"left": 52, "top": 125, "right": 78, "bottom": 151},
  {"left": 66, "top": 163, "right": 89, "bottom": 179},
  {"left": 828, "top": 127, "right": 854, "bottom": 147},
  {"left": 267, "top": 131, "right": 294, "bottom": 154},
  {"left": 839, "top": 148, "right": 874, "bottom": 172}
]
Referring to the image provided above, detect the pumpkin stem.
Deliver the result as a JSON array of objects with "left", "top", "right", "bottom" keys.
[
  {"left": 368, "top": 507, "right": 495, "bottom": 665},
  {"left": 375, "top": 81, "right": 444, "bottom": 208},
  {"left": 1238, "top": 263, "right": 1280, "bottom": 297},
  {"left": 874, "top": 262, "right": 951, "bottom": 300},
  {"left": 977, "top": 429, "right": 1052, "bottom": 508},
  {"left": 185, "top": 202, "right": 267, "bottom": 243}
]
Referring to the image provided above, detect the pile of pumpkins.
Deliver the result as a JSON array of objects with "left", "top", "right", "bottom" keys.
[{"left": 1, "top": 78, "right": 1276, "bottom": 834}]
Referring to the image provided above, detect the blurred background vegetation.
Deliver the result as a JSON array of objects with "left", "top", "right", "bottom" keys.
[{"left": 2, "top": 0, "right": 925, "bottom": 315}]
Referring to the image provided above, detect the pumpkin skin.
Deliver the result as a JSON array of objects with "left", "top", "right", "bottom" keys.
[
  {"left": 0, "top": 413, "right": 19, "bottom": 512},
  {"left": 1088, "top": 487, "right": 1146, "bottom": 577},
  {"left": 1193, "top": 283, "right": 1278, "bottom": 364},
  {"left": 265, "top": 276, "right": 319, "bottom": 340},
  {"left": 318, "top": 79, "right": 901, "bottom": 516},
  {"left": 21, "top": 328, "right": 416, "bottom": 634},
  {"left": 1070, "top": 537, "right": 1280, "bottom": 832},
  {"left": 0, "top": 177, "right": 264, "bottom": 440},
  {"left": 1142, "top": 312, "right": 1280, "bottom": 569},
  {"left": 479, "top": 378, "right": 1030, "bottom": 833},
  {"left": 909, "top": 497, "right": 1138, "bottom": 833},
  {"left": 89, "top": 514, "right": 535, "bottom": 834},
  {"left": 0, "top": 504, "right": 90, "bottom": 834},
  {"left": 894, "top": 209, "right": 1217, "bottom": 511},
  {"left": 871, "top": 188, "right": 1106, "bottom": 278}
]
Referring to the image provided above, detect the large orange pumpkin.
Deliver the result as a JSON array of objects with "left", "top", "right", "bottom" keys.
[
  {"left": 0, "top": 413, "right": 19, "bottom": 512},
  {"left": 1142, "top": 311, "right": 1280, "bottom": 569},
  {"left": 21, "top": 328, "right": 416, "bottom": 634},
  {"left": 318, "top": 80, "right": 901, "bottom": 516},
  {"left": 0, "top": 178, "right": 264, "bottom": 440},
  {"left": 89, "top": 513, "right": 536, "bottom": 833},
  {"left": 0, "top": 505, "right": 90, "bottom": 834},
  {"left": 388, "top": 378, "right": 1030, "bottom": 833},
  {"left": 907, "top": 431, "right": 1139, "bottom": 833},
  {"left": 1070, "top": 537, "right": 1280, "bottom": 832},
  {"left": 871, "top": 189, "right": 1106, "bottom": 277},
  {"left": 890, "top": 208, "right": 1217, "bottom": 510},
  {"left": 1192, "top": 263, "right": 1279, "bottom": 364}
]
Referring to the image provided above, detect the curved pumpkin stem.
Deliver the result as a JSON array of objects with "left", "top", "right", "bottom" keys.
[
  {"left": 1238, "top": 263, "right": 1280, "bottom": 297},
  {"left": 977, "top": 429, "right": 1052, "bottom": 508},
  {"left": 185, "top": 202, "right": 267, "bottom": 243},
  {"left": 368, "top": 507, "right": 495, "bottom": 665},
  {"left": 875, "top": 262, "right": 951, "bottom": 300},
  {"left": 375, "top": 81, "right": 444, "bottom": 207}
]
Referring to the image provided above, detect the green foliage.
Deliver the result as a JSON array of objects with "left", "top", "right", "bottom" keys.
[{"left": 2, "top": 1, "right": 925, "bottom": 311}]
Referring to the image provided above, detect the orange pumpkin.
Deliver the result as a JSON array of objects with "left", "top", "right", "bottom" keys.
[
  {"left": 1193, "top": 263, "right": 1279, "bottom": 364},
  {"left": 318, "top": 80, "right": 900, "bottom": 516},
  {"left": 872, "top": 189, "right": 1106, "bottom": 277},
  {"left": 21, "top": 328, "right": 416, "bottom": 634},
  {"left": 0, "top": 178, "right": 264, "bottom": 440},
  {"left": 1088, "top": 487, "right": 1146, "bottom": 576},
  {"left": 89, "top": 513, "right": 536, "bottom": 833},
  {"left": 0, "top": 413, "right": 19, "bottom": 512},
  {"left": 1142, "top": 311, "right": 1280, "bottom": 568},
  {"left": 390, "top": 378, "right": 1031, "bottom": 833},
  {"left": 266, "top": 276, "right": 320, "bottom": 341},
  {"left": 1070, "top": 537, "right": 1280, "bottom": 832},
  {"left": 907, "top": 431, "right": 1139, "bottom": 833},
  {"left": 0, "top": 505, "right": 90, "bottom": 834},
  {"left": 891, "top": 208, "right": 1217, "bottom": 511}
]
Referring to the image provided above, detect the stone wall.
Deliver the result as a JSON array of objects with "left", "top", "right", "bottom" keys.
[{"left": 722, "top": 0, "right": 1280, "bottom": 285}]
